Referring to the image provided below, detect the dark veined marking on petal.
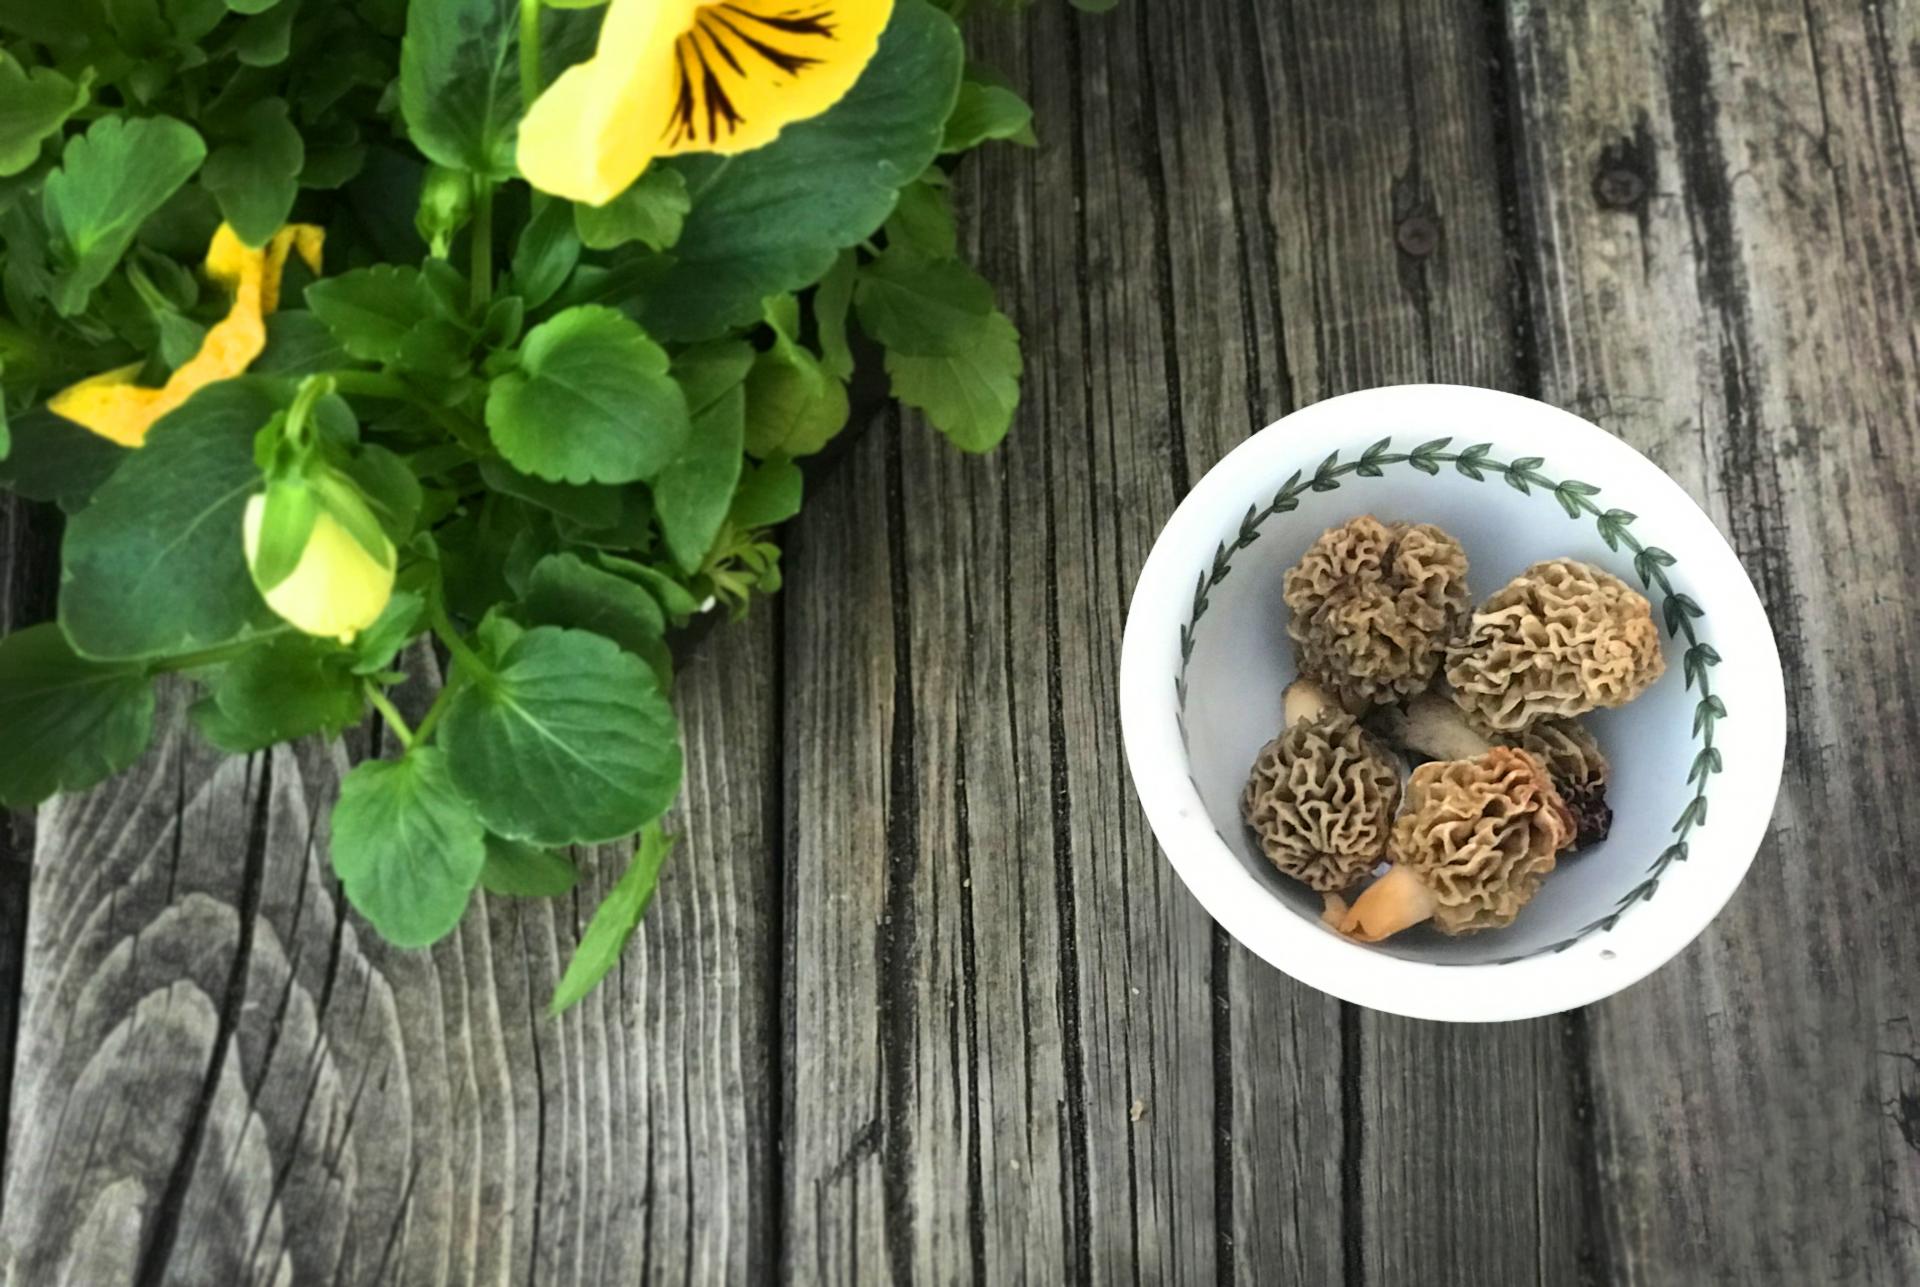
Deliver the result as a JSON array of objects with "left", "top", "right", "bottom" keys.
[
  {"left": 720, "top": 3, "right": 839, "bottom": 38},
  {"left": 665, "top": 39, "right": 699, "bottom": 143},
  {"left": 665, "top": 27, "right": 746, "bottom": 144},
  {"left": 693, "top": 28, "right": 746, "bottom": 141},
  {"left": 696, "top": 15, "right": 747, "bottom": 77},
  {"left": 704, "top": 8, "right": 826, "bottom": 76}
]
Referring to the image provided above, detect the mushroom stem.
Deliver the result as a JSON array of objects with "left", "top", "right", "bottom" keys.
[
  {"left": 1320, "top": 889, "right": 1351, "bottom": 929},
  {"left": 1338, "top": 863, "right": 1438, "bottom": 942},
  {"left": 1283, "top": 678, "right": 1336, "bottom": 728}
]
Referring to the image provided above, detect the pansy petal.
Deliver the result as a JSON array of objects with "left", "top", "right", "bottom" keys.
[
  {"left": 46, "top": 220, "right": 307, "bottom": 448},
  {"left": 518, "top": 0, "right": 700, "bottom": 206},
  {"left": 46, "top": 363, "right": 160, "bottom": 448},
  {"left": 660, "top": 0, "right": 893, "bottom": 158},
  {"left": 261, "top": 223, "right": 325, "bottom": 314}
]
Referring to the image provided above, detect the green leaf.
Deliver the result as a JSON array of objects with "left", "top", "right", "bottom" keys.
[
  {"left": 0, "top": 53, "right": 88, "bottom": 178},
  {"left": 60, "top": 381, "right": 284, "bottom": 661},
  {"left": 440, "top": 625, "right": 683, "bottom": 845},
  {"left": 0, "top": 623, "right": 155, "bottom": 808},
  {"left": 743, "top": 346, "right": 848, "bottom": 460},
  {"left": 943, "top": 78, "right": 1034, "bottom": 152},
  {"left": 331, "top": 747, "right": 488, "bottom": 948},
  {"left": 477, "top": 457, "right": 624, "bottom": 529},
  {"left": 486, "top": 305, "right": 691, "bottom": 484},
  {"left": 656, "top": 340, "right": 752, "bottom": 571},
  {"left": 255, "top": 310, "right": 351, "bottom": 374},
  {"left": 813, "top": 250, "right": 858, "bottom": 381},
  {"left": 519, "top": 551, "right": 666, "bottom": 654},
  {"left": 885, "top": 178, "right": 956, "bottom": 260},
  {"left": 234, "top": 0, "right": 298, "bottom": 66},
  {"left": 511, "top": 194, "right": 580, "bottom": 309},
  {"left": 601, "top": 556, "right": 701, "bottom": 620},
  {"left": 638, "top": 0, "right": 963, "bottom": 341},
  {"left": 550, "top": 824, "right": 676, "bottom": 1013},
  {"left": 0, "top": 405, "right": 125, "bottom": 509},
  {"left": 730, "top": 455, "right": 803, "bottom": 529},
  {"left": 191, "top": 634, "right": 364, "bottom": 753},
  {"left": 400, "top": 0, "right": 525, "bottom": 180},
  {"left": 575, "top": 164, "right": 689, "bottom": 252},
  {"left": 479, "top": 834, "right": 578, "bottom": 897},
  {"left": 43, "top": 115, "right": 206, "bottom": 317},
  {"left": 306, "top": 264, "right": 468, "bottom": 369},
  {"left": 855, "top": 254, "right": 994, "bottom": 355},
  {"left": 884, "top": 308, "right": 1021, "bottom": 451},
  {"left": 351, "top": 589, "right": 426, "bottom": 675},
  {"left": 201, "top": 97, "right": 304, "bottom": 246}
]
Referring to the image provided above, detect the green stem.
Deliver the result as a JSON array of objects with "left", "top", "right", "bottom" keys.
[
  {"left": 430, "top": 600, "right": 491, "bottom": 685},
  {"left": 149, "top": 630, "right": 292, "bottom": 674},
  {"left": 365, "top": 682, "right": 415, "bottom": 750},
  {"left": 286, "top": 374, "right": 335, "bottom": 446},
  {"left": 520, "top": 0, "right": 544, "bottom": 108},
  {"left": 470, "top": 179, "right": 495, "bottom": 313},
  {"left": 412, "top": 676, "right": 459, "bottom": 745}
]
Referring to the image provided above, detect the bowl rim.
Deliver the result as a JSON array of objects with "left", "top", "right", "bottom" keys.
[{"left": 1118, "top": 384, "right": 1786, "bottom": 1022}]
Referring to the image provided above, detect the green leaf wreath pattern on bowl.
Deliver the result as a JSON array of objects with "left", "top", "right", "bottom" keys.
[{"left": 1174, "top": 436, "right": 1723, "bottom": 959}]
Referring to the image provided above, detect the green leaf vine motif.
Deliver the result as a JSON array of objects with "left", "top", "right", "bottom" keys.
[{"left": 1176, "top": 436, "right": 1724, "bottom": 958}]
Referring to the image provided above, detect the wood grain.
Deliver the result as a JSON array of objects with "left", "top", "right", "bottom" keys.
[
  {"left": 1508, "top": 0, "right": 1920, "bottom": 1280},
  {"left": 0, "top": 616, "right": 780, "bottom": 1283}
]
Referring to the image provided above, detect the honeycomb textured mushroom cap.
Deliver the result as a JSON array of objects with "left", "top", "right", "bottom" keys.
[
  {"left": 1241, "top": 710, "right": 1401, "bottom": 892},
  {"left": 1390, "top": 746, "right": 1575, "bottom": 934},
  {"left": 1517, "top": 719, "right": 1612, "bottom": 848},
  {"left": 1446, "top": 559, "right": 1664, "bottom": 732},
  {"left": 1283, "top": 517, "right": 1472, "bottom": 710}
]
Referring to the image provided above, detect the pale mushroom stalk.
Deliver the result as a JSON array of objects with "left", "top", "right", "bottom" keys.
[
  {"left": 1282, "top": 677, "right": 1335, "bottom": 728},
  {"left": 1338, "top": 863, "right": 1438, "bottom": 941}
]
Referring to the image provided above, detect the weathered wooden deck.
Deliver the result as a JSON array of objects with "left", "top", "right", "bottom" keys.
[{"left": 4, "top": 0, "right": 1919, "bottom": 1282}]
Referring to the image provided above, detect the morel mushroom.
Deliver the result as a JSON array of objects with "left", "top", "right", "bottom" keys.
[
  {"left": 1283, "top": 516, "right": 1472, "bottom": 711},
  {"left": 1368, "top": 692, "right": 1613, "bottom": 850},
  {"left": 1446, "top": 559, "right": 1664, "bottom": 732},
  {"left": 1337, "top": 747, "right": 1575, "bottom": 942},
  {"left": 1517, "top": 719, "right": 1612, "bottom": 848},
  {"left": 1241, "top": 681, "right": 1401, "bottom": 894}
]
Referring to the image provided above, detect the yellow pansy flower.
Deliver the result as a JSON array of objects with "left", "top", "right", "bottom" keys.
[
  {"left": 49, "top": 223, "right": 324, "bottom": 448},
  {"left": 519, "top": 0, "right": 893, "bottom": 207},
  {"left": 243, "top": 495, "right": 397, "bottom": 645}
]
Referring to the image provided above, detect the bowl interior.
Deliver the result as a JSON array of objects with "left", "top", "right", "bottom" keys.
[{"left": 1182, "top": 464, "right": 1694, "bottom": 965}]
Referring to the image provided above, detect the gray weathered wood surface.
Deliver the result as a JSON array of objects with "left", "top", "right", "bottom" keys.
[{"left": 4, "top": 0, "right": 1918, "bottom": 1282}]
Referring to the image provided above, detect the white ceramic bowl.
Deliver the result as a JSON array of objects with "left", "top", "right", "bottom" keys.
[{"left": 1120, "top": 385, "right": 1786, "bottom": 1021}]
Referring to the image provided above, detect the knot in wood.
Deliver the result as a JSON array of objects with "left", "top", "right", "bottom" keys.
[
  {"left": 1395, "top": 213, "right": 1440, "bottom": 258},
  {"left": 1593, "top": 166, "right": 1648, "bottom": 211}
]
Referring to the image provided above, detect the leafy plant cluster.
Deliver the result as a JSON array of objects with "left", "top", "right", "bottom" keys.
[{"left": 0, "top": 0, "right": 1040, "bottom": 1008}]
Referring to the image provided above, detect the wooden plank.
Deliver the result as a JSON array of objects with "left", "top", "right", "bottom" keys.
[
  {"left": 779, "top": 0, "right": 1598, "bottom": 1282},
  {"left": 779, "top": 2, "right": 1231, "bottom": 1277},
  {"left": 1239, "top": 1, "right": 1599, "bottom": 1282},
  {"left": 0, "top": 494, "right": 59, "bottom": 1196},
  {"left": 0, "top": 607, "right": 780, "bottom": 1282},
  {"left": 1506, "top": 0, "right": 1920, "bottom": 1279}
]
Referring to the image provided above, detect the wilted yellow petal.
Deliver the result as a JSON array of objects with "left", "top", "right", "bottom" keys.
[
  {"left": 46, "top": 222, "right": 325, "bottom": 448},
  {"left": 244, "top": 495, "right": 397, "bottom": 644},
  {"left": 262, "top": 224, "right": 325, "bottom": 314},
  {"left": 519, "top": 0, "right": 892, "bottom": 207},
  {"left": 45, "top": 363, "right": 157, "bottom": 448}
]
